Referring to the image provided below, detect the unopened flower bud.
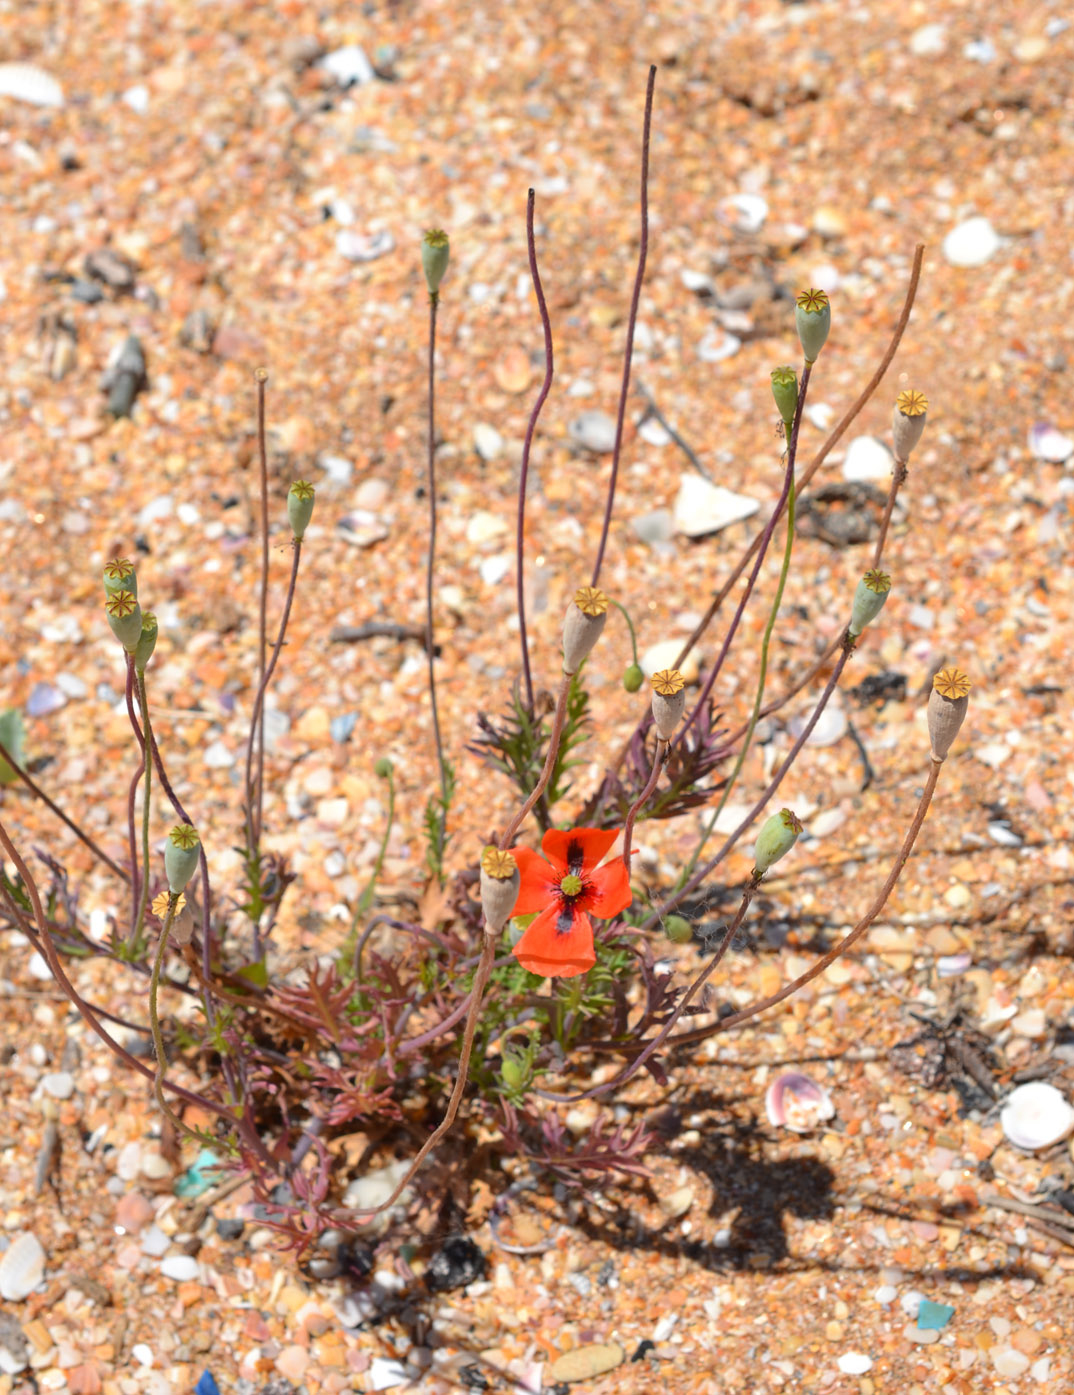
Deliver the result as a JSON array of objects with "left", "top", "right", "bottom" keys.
[
  {"left": 480, "top": 846, "right": 520, "bottom": 933},
  {"left": 422, "top": 228, "right": 450, "bottom": 299},
  {"left": 664, "top": 914, "right": 694, "bottom": 944},
  {"left": 795, "top": 288, "right": 831, "bottom": 365},
  {"left": 927, "top": 667, "right": 970, "bottom": 762},
  {"left": 288, "top": 480, "right": 315, "bottom": 540},
  {"left": 753, "top": 808, "right": 803, "bottom": 878},
  {"left": 848, "top": 569, "right": 892, "bottom": 638},
  {"left": 106, "top": 589, "right": 143, "bottom": 652},
  {"left": 374, "top": 757, "right": 394, "bottom": 779},
  {"left": 892, "top": 388, "right": 928, "bottom": 462},
  {"left": 562, "top": 586, "right": 608, "bottom": 673},
  {"left": 623, "top": 662, "right": 644, "bottom": 693},
  {"left": 770, "top": 365, "right": 799, "bottom": 430},
  {"left": 165, "top": 823, "right": 201, "bottom": 893},
  {"left": 134, "top": 611, "right": 158, "bottom": 673},
  {"left": 103, "top": 558, "right": 136, "bottom": 598},
  {"left": 650, "top": 669, "right": 686, "bottom": 739},
  {"left": 500, "top": 1050, "right": 528, "bottom": 1091}
]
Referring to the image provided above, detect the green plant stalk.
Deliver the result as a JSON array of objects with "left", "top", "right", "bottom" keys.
[
  {"left": 425, "top": 295, "right": 450, "bottom": 878},
  {"left": 347, "top": 769, "right": 396, "bottom": 971},
  {"left": 150, "top": 893, "right": 213, "bottom": 1145},
  {"left": 126, "top": 671, "right": 154, "bottom": 952},
  {"left": 609, "top": 598, "right": 640, "bottom": 667},
  {"left": 683, "top": 462, "right": 796, "bottom": 880}
]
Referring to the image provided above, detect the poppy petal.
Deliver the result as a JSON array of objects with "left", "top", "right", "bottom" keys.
[
  {"left": 585, "top": 857, "right": 632, "bottom": 918},
  {"left": 507, "top": 846, "right": 559, "bottom": 916},
  {"left": 541, "top": 826, "right": 620, "bottom": 876},
  {"left": 513, "top": 906, "right": 596, "bottom": 979}
]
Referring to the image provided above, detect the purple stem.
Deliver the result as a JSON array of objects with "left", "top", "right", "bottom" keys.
[
  {"left": 515, "top": 187, "right": 555, "bottom": 712},
  {"left": 590, "top": 64, "right": 656, "bottom": 588}
]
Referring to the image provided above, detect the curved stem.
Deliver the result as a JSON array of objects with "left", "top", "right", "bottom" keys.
[
  {"left": 129, "top": 671, "right": 154, "bottom": 950},
  {"left": 590, "top": 64, "right": 656, "bottom": 588},
  {"left": 873, "top": 458, "right": 909, "bottom": 570},
  {"left": 610, "top": 599, "right": 640, "bottom": 667},
  {"left": 252, "top": 370, "right": 270, "bottom": 849},
  {"left": 516, "top": 188, "right": 555, "bottom": 713},
  {"left": 124, "top": 656, "right": 143, "bottom": 938},
  {"left": 621, "top": 737, "right": 665, "bottom": 871},
  {"left": 499, "top": 672, "right": 572, "bottom": 849},
  {"left": 425, "top": 295, "right": 449, "bottom": 866}
]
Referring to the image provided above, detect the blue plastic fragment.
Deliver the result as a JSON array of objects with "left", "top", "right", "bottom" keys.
[
  {"left": 917, "top": 1299, "right": 955, "bottom": 1331},
  {"left": 195, "top": 1372, "right": 220, "bottom": 1395},
  {"left": 331, "top": 711, "right": 359, "bottom": 743},
  {"left": 174, "top": 1148, "right": 222, "bottom": 1199}
]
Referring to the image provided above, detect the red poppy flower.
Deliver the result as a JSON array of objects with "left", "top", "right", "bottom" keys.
[{"left": 508, "top": 827, "right": 632, "bottom": 978}]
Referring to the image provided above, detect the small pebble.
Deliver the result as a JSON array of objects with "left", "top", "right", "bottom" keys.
[
  {"left": 160, "top": 1255, "right": 200, "bottom": 1282},
  {"left": 319, "top": 45, "right": 375, "bottom": 86},
  {"left": 0, "top": 62, "right": 64, "bottom": 106},
  {"left": 874, "top": 1285, "right": 897, "bottom": 1305},
  {"left": 991, "top": 1347, "right": 1030, "bottom": 1378},
  {"left": 673, "top": 474, "right": 758, "bottom": 537},
  {"left": 473, "top": 423, "right": 504, "bottom": 461},
  {"left": 904, "top": 1324, "right": 940, "bottom": 1345},
  {"left": 368, "top": 1357, "right": 410, "bottom": 1390},
  {"left": 40, "top": 1071, "right": 75, "bottom": 1100},
  {"left": 837, "top": 1353, "right": 873, "bottom": 1375},
  {"left": 132, "top": 1343, "right": 154, "bottom": 1367},
  {"left": 548, "top": 1341, "right": 625, "bottom": 1384},
  {"left": 909, "top": 23, "right": 947, "bottom": 55},
  {"left": 140, "top": 1225, "right": 171, "bottom": 1258},
  {"left": 943, "top": 216, "right": 1001, "bottom": 267},
  {"left": 0, "top": 1233, "right": 46, "bottom": 1301},
  {"left": 568, "top": 410, "right": 619, "bottom": 453},
  {"left": 203, "top": 741, "right": 235, "bottom": 769},
  {"left": 842, "top": 435, "right": 893, "bottom": 482}
]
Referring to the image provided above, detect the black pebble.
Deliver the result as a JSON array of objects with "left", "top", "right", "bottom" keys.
[
  {"left": 216, "top": 1217, "right": 245, "bottom": 1241},
  {"left": 424, "top": 1235, "right": 487, "bottom": 1293}
]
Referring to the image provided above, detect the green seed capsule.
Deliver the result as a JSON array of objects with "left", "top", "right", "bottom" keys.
[
  {"left": 795, "top": 288, "right": 831, "bottom": 365},
  {"left": 134, "top": 612, "right": 158, "bottom": 673},
  {"left": 288, "top": 480, "right": 315, "bottom": 540},
  {"left": 105, "top": 589, "right": 143, "bottom": 652},
  {"left": 500, "top": 1051, "right": 527, "bottom": 1091},
  {"left": 165, "top": 823, "right": 201, "bottom": 893},
  {"left": 753, "top": 808, "right": 803, "bottom": 878},
  {"left": 103, "top": 558, "right": 137, "bottom": 598},
  {"left": 848, "top": 569, "right": 892, "bottom": 638},
  {"left": 421, "top": 228, "right": 450, "bottom": 299},
  {"left": 770, "top": 365, "right": 799, "bottom": 430},
  {"left": 623, "top": 663, "right": 644, "bottom": 693}
]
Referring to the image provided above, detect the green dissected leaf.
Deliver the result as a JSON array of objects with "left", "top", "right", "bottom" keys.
[{"left": 237, "top": 959, "right": 269, "bottom": 989}]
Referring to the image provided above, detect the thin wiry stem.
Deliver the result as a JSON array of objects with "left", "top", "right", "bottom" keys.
[
  {"left": 148, "top": 894, "right": 202, "bottom": 1141},
  {"left": 124, "top": 655, "right": 143, "bottom": 937},
  {"left": 516, "top": 187, "right": 555, "bottom": 712},
  {"left": 251, "top": 368, "right": 271, "bottom": 849},
  {"left": 499, "top": 672, "right": 572, "bottom": 850},
  {"left": 128, "top": 670, "right": 155, "bottom": 951},
  {"left": 590, "top": 63, "right": 656, "bottom": 588},
  {"left": 425, "top": 294, "right": 449, "bottom": 865},
  {"left": 873, "top": 458, "right": 909, "bottom": 570},
  {"left": 621, "top": 738, "right": 666, "bottom": 872},
  {"left": 0, "top": 739, "right": 128, "bottom": 881}
]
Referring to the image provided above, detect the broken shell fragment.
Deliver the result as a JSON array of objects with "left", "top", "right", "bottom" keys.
[
  {"left": 764, "top": 1071, "right": 835, "bottom": 1133},
  {"left": 1000, "top": 1082, "right": 1074, "bottom": 1151}
]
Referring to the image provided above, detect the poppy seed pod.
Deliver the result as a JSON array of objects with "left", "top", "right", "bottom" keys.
[
  {"left": 848, "top": 569, "right": 892, "bottom": 638},
  {"left": 927, "top": 667, "right": 971, "bottom": 762},
  {"left": 165, "top": 823, "right": 201, "bottom": 893},
  {"left": 562, "top": 586, "right": 609, "bottom": 673},
  {"left": 105, "top": 589, "right": 143, "bottom": 652},
  {"left": 421, "top": 228, "right": 450, "bottom": 299},
  {"left": 650, "top": 669, "right": 686, "bottom": 739},
  {"left": 288, "top": 479, "right": 315, "bottom": 540},
  {"left": 892, "top": 388, "right": 928, "bottom": 462},
  {"left": 480, "top": 846, "right": 521, "bottom": 933},
  {"left": 134, "top": 611, "right": 158, "bottom": 673},
  {"left": 795, "top": 288, "right": 831, "bottom": 365},
  {"left": 753, "top": 808, "right": 803, "bottom": 878},
  {"left": 103, "top": 558, "right": 137, "bottom": 598},
  {"left": 770, "top": 365, "right": 799, "bottom": 431}
]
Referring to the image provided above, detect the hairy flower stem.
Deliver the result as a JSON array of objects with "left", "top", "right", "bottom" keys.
[
  {"left": 352, "top": 928, "right": 499, "bottom": 1220},
  {"left": 148, "top": 894, "right": 198, "bottom": 1139},
  {"left": 610, "top": 598, "right": 640, "bottom": 666},
  {"left": 425, "top": 295, "right": 449, "bottom": 868},
  {"left": 621, "top": 738, "right": 666, "bottom": 871},
  {"left": 724, "top": 631, "right": 843, "bottom": 747},
  {"left": 242, "top": 537, "right": 303, "bottom": 955},
  {"left": 0, "top": 817, "right": 261, "bottom": 1141},
  {"left": 499, "top": 672, "right": 572, "bottom": 849},
  {"left": 516, "top": 188, "right": 555, "bottom": 713},
  {"left": 664, "top": 761, "right": 942, "bottom": 1049},
  {"left": 253, "top": 370, "right": 270, "bottom": 843},
  {"left": 684, "top": 457, "right": 798, "bottom": 879},
  {"left": 872, "top": 458, "right": 909, "bottom": 570},
  {"left": 644, "top": 645, "right": 852, "bottom": 932},
  {"left": 0, "top": 737, "right": 128, "bottom": 881},
  {"left": 590, "top": 64, "right": 656, "bottom": 588},
  {"left": 124, "top": 656, "right": 143, "bottom": 940}
]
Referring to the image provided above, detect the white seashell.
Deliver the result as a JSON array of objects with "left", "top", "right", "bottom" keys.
[
  {"left": 0, "top": 63, "right": 64, "bottom": 107},
  {"left": 937, "top": 952, "right": 972, "bottom": 978},
  {"left": 842, "top": 435, "right": 894, "bottom": 483},
  {"left": 0, "top": 1232, "right": 46, "bottom": 1301},
  {"left": 789, "top": 704, "right": 847, "bottom": 747},
  {"left": 1028, "top": 422, "right": 1074, "bottom": 463},
  {"left": 1000, "top": 1082, "right": 1074, "bottom": 1150},
  {"left": 673, "top": 474, "right": 758, "bottom": 537},
  {"left": 943, "top": 216, "right": 1001, "bottom": 267},
  {"left": 764, "top": 1071, "right": 835, "bottom": 1133}
]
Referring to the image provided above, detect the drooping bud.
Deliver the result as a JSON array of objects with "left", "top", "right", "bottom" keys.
[
  {"left": 374, "top": 756, "right": 394, "bottom": 779},
  {"left": 480, "top": 846, "right": 521, "bottom": 933},
  {"left": 562, "top": 586, "right": 609, "bottom": 674},
  {"left": 650, "top": 669, "right": 686, "bottom": 739},
  {"left": 421, "top": 228, "right": 450, "bottom": 300},
  {"left": 288, "top": 479, "right": 316, "bottom": 540},
  {"left": 134, "top": 611, "right": 158, "bottom": 673},
  {"left": 795, "top": 288, "right": 831, "bottom": 365},
  {"left": 753, "top": 808, "right": 803, "bottom": 878},
  {"left": 103, "top": 558, "right": 137, "bottom": 598},
  {"left": 892, "top": 388, "right": 928, "bottom": 462},
  {"left": 623, "top": 663, "right": 644, "bottom": 693},
  {"left": 499, "top": 1050, "right": 528, "bottom": 1091},
  {"left": 770, "top": 365, "right": 799, "bottom": 431},
  {"left": 165, "top": 823, "right": 201, "bottom": 893},
  {"left": 664, "top": 914, "right": 694, "bottom": 944},
  {"left": 106, "top": 589, "right": 143, "bottom": 652},
  {"left": 848, "top": 569, "right": 892, "bottom": 638},
  {"left": 927, "top": 667, "right": 970, "bottom": 762}
]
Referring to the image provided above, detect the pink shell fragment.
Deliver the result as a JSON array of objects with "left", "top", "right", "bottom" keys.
[{"left": 764, "top": 1071, "right": 835, "bottom": 1133}]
